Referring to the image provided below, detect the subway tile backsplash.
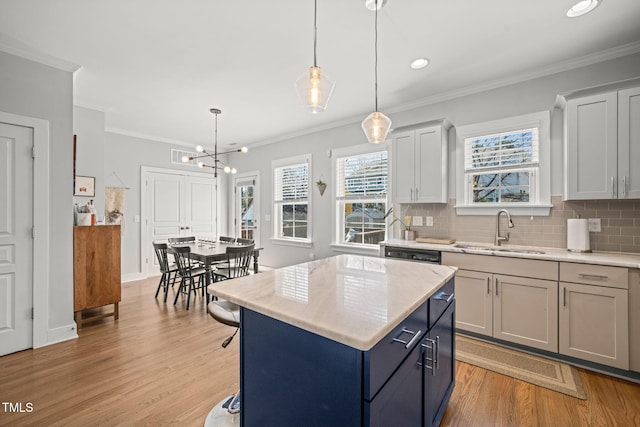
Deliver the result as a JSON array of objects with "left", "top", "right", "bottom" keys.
[{"left": 395, "top": 196, "right": 640, "bottom": 254}]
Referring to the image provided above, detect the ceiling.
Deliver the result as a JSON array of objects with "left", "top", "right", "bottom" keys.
[{"left": 1, "top": 0, "right": 640, "bottom": 149}]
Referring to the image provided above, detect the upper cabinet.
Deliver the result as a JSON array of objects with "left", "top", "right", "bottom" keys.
[
  {"left": 391, "top": 120, "right": 451, "bottom": 203},
  {"left": 563, "top": 86, "right": 640, "bottom": 200}
]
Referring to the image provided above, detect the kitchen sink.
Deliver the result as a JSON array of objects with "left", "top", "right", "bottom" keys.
[{"left": 453, "top": 244, "right": 545, "bottom": 255}]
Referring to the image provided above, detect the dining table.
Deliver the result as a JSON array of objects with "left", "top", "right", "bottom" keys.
[{"left": 173, "top": 241, "right": 263, "bottom": 293}]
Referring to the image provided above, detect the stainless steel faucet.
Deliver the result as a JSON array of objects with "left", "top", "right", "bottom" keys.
[{"left": 495, "top": 209, "right": 514, "bottom": 246}]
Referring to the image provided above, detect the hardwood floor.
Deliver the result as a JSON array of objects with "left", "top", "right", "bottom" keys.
[{"left": 1, "top": 277, "right": 639, "bottom": 426}]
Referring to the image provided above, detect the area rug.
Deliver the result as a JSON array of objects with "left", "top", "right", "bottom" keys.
[{"left": 455, "top": 335, "right": 586, "bottom": 399}]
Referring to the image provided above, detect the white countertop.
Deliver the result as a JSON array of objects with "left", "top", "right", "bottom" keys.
[
  {"left": 208, "top": 254, "right": 456, "bottom": 351},
  {"left": 381, "top": 239, "right": 640, "bottom": 268}
]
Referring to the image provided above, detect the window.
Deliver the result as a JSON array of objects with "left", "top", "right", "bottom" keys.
[
  {"left": 335, "top": 147, "right": 388, "bottom": 247},
  {"left": 456, "top": 111, "right": 551, "bottom": 216},
  {"left": 465, "top": 128, "right": 538, "bottom": 204},
  {"left": 273, "top": 155, "right": 310, "bottom": 244}
]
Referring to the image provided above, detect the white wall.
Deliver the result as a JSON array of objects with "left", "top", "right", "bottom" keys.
[
  {"left": 226, "top": 52, "right": 640, "bottom": 268},
  {"left": 0, "top": 51, "right": 75, "bottom": 339}
]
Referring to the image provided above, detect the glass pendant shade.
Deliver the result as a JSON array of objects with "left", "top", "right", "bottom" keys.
[
  {"left": 361, "top": 111, "right": 392, "bottom": 144},
  {"left": 295, "top": 66, "right": 335, "bottom": 114}
]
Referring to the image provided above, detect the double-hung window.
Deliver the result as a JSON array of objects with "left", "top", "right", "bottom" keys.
[
  {"left": 334, "top": 146, "right": 388, "bottom": 247},
  {"left": 456, "top": 111, "right": 551, "bottom": 215},
  {"left": 273, "top": 155, "right": 311, "bottom": 244}
]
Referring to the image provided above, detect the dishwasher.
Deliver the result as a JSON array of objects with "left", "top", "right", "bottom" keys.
[{"left": 383, "top": 245, "right": 442, "bottom": 264}]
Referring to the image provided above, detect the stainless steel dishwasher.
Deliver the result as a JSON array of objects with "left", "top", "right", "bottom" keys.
[{"left": 383, "top": 245, "right": 442, "bottom": 264}]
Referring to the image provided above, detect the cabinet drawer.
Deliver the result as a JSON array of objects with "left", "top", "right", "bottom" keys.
[
  {"left": 364, "top": 300, "right": 427, "bottom": 401},
  {"left": 429, "top": 277, "right": 455, "bottom": 327},
  {"left": 560, "top": 262, "right": 628, "bottom": 289},
  {"left": 443, "top": 252, "right": 558, "bottom": 281}
]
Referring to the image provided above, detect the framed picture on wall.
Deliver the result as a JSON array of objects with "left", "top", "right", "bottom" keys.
[{"left": 74, "top": 175, "right": 95, "bottom": 197}]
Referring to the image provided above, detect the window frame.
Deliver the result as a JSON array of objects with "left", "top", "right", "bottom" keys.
[
  {"left": 331, "top": 143, "right": 390, "bottom": 255},
  {"left": 455, "top": 111, "right": 552, "bottom": 216},
  {"left": 272, "top": 154, "right": 312, "bottom": 247}
]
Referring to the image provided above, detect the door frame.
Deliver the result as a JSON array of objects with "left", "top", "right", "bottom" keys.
[
  {"left": 0, "top": 111, "right": 50, "bottom": 349},
  {"left": 233, "top": 171, "right": 260, "bottom": 247},
  {"left": 140, "top": 165, "right": 222, "bottom": 278}
]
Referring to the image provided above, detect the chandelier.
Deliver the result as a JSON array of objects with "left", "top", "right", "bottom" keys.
[{"left": 182, "top": 108, "right": 247, "bottom": 177}]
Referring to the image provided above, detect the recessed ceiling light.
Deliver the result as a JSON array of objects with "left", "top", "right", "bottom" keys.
[
  {"left": 566, "top": 0, "right": 600, "bottom": 17},
  {"left": 410, "top": 58, "right": 430, "bottom": 70},
  {"left": 365, "top": 0, "right": 387, "bottom": 11}
]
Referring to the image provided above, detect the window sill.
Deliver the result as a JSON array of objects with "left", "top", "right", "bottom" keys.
[
  {"left": 454, "top": 204, "right": 553, "bottom": 216},
  {"left": 330, "top": 243, "right": 381, "bottom": 257},
  {"left": 271, "top": 238, "right": 313, "bottom": 249}
]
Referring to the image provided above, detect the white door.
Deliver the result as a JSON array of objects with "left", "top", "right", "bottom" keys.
[
  {"left": 0, "top": 123, "right": 33, "bottom": 356},
  {"left": 144, "top": 169, "right": 217, "bottom": 275},
  {"left": 234, "top": 173, "right": 260, "bottom": 246}
]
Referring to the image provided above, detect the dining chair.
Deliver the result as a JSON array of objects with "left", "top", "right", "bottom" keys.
[
  {"left": 236, "top": 238, "right": 254, "bottom": 245},
  {"left": 213, "top": 244, "right": 255, "bottom": 282},
  {"left": 168, "top": 236, "right": 196, "bottom": 244},
  {"left": 153, "top": 242, "right": 179, "bottom": 302},
  {"left": 170, "top": 245, "right": 208, "bottom": 310},
  {"left": 219, "top": 236, "right": 235, "bottom": 243}
]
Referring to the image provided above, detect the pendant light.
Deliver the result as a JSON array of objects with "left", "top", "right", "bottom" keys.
[
  {"left": 295, "top": 0, "right": 335, "bottom": 113},
  {"left": 361, "top": 0, "right": 391, "bottom": 144},
  {"left": 181, "top": 108, "right": 248, "bottom": 178}
]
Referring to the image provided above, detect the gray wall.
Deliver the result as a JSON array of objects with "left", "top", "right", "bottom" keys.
[{"left": 0, "top": 51, "right": 74, "bottom": 331}]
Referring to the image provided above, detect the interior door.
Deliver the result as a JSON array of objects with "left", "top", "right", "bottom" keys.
[
  {"left": 0, "top": 123, "right": 34, "bottom": 356},
  {"left": 145, "top": 170, "right": 217, "bottom": 276},
  {"left": 234, "top": 173, "right": 259, "bottom": 246}
]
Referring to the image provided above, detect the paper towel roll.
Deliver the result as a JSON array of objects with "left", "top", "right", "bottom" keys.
[{"left": 567, "top": 219, "right": 591, "bottom": 252}]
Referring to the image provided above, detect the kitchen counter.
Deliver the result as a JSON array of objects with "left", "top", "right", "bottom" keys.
[
  {"left": 208, "top": 254, "right": 456, "bottom": 351},
  {"left": 381, "top": 239, "right": 640, "bottom": 268}
]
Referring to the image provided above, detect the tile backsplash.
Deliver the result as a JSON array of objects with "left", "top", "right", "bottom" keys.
[{"left": 395, "top": 196, "right": 640, "bottom": 254}]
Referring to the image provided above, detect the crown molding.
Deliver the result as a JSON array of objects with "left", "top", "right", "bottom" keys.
[{"left": 0, "top": 32, "right": 80, "bottom": 73}]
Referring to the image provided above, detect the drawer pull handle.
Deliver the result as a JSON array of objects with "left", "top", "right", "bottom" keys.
[
  {"left": 434, "top": 292, "right": 455, "bottom": 303},
  {"left": 578, "top": 273, "right": 609, "bottom": 281},
  {"left": 420, "top": 338, "right": 437, "bottom": 374},
  {"left": 392, "top": 328, "right": 423, "bottom": 349},
  {"left": 487, "top": 277, "right": 490, "bottom": 294}
]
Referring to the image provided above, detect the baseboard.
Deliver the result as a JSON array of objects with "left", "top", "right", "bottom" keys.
[
  {"left": 38, "top": 324, "right": 78, "bottom": 348},
  {"left": 122, "top": 272, "right": 146, "bottom": 283}
]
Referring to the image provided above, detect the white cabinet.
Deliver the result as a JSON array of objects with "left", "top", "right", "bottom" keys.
[
  {"left": 391, "top": 120, "right": 450, "bottom": 203},
  {"left": 564, "top": 86, "right": 640, "bottom": 200},
  {"left": 559, "top": 262, "right": 629, "bottom": 370},
  {"left": 442, "top": 252, "right": 558, "bottom": 352}
]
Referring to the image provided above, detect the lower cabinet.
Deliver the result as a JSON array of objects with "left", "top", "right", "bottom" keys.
[
  {"left": 241, "top": 278, "right": 455, "bottom": 426},
  {"left": 453, "top": 268, "right": 558, "bottom": 352},
  {"left": 423, "top": 302, "right": 455, "bottom": 427},
  {"left": 559, "top": 282, "right": 629, "bottom": 369}
]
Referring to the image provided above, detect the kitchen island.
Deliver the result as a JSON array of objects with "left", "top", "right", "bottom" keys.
[{"left": 208, "top": 254, "right": 457, "bottom": 426}]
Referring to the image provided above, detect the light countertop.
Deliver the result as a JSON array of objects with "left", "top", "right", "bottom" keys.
[
  {"left": 381, "top": 239, "right": 640, "bottom": 268},
  {"left": 208, "top": 254, "right": 456, "bottom": 351}
]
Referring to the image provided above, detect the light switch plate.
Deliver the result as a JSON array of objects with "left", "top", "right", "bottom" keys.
[
  {"left": 587, "top": 218, "right": 601, "bottom": 232},
  {"left": 412, "top": 216, "right": 423, "bottom": 226}
]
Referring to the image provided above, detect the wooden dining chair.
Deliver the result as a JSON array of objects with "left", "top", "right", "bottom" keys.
[
  {"left": 170, "top": 245, "right": 207, "bottom": 310},
  {"left": 213, "top": 244, "right": 255, "bottom": 281},
  {"left": 153, "top": 242, "right": 179, "bottom": 302}
]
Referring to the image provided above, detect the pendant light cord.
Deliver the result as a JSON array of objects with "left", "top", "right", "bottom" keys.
[
  {"left": 374, "top": 0, "right": 379, "bottom": 112},
  {"left": 313, "top": 0, "right": 318, "bottom": 67}
]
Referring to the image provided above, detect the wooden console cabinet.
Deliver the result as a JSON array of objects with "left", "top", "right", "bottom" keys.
[{"left": 73, "top": 225, "right": 121, "bottom": 328}]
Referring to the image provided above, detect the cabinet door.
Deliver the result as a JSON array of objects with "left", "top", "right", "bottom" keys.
[
  {"left": 559, "top": 282, "right": 629, "bottom": 369},
  {"left": 493, "top": 275, "right": 558, "bottom": 352},
  {"left": 415, "top": 126, "right": 447, "bottom": 203},
  {"left": 366, "top": 342, "right": 422, "bottom": 427},
  {"left": 565, "top": 92, "right": 618, "bottom": 200},
  {"left": 391, "top": 130, "right": 416, "bottom": 203},
  {"left": 618, "top": 86, "right": 640, "bottom": 199},
  {"left": 454, "top": 269, "right": 492, "bottom": 336},
  {"left": 424, "top": 302, "right": 455, "bottom": 427}
]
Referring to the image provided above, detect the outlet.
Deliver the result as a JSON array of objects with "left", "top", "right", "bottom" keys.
[
  {"left": 587, "top": 218, "right": 601, "bottom": 232},
  {"left": 412, "top": 216, "right": 423, "bottom": 226},
  {"left": 426, "top": 216, "right": 434, "bottom": 227}
]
